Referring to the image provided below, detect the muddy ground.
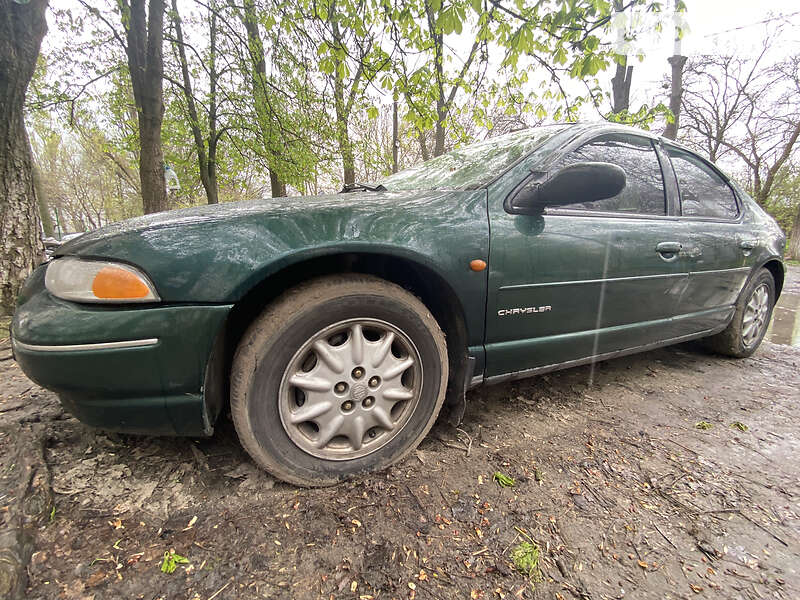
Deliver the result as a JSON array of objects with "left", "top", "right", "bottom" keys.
[{"left": 1, "top": 271, "right": 798, "bottom": 600}]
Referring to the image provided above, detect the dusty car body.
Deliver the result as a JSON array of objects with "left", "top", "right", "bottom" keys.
[{"left": 12, "top": 123, "right": 785, "bottom": 485}]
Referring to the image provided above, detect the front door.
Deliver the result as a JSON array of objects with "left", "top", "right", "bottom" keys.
[{"left": 485, "top": 132, "right": 690, "bottom": 379}]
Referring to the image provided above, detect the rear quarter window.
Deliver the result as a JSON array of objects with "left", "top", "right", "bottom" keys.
[{"left": 667, "top": 147, "right": 739, "bottom": 219}]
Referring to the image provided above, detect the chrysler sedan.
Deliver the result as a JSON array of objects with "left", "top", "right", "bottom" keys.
[{"left": 12, "top": 123, "right": 785, "bottom": 485}]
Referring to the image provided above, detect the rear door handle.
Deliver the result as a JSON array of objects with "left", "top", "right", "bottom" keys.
[
  {"left": 739, "top": 240, "right": 756, "bottom": 250},
  {"left": 656, "top": 242, "right": 682, "bottom": 254}
]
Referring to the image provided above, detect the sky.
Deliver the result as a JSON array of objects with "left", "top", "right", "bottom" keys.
[{"left": 624, "top": 0, "right": 800, "bottom": 107}]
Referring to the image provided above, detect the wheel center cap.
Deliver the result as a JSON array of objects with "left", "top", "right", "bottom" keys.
[{"left": 351, "top": 383, "right": 368, "bottom": 402}]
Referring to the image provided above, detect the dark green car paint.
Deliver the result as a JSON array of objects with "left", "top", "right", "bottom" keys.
[
  {"left": 11, "top": 123, "right": 785, "bottom": 436},
  {"left": 13, "top": 265, "right": 231, "bottom": 434}
]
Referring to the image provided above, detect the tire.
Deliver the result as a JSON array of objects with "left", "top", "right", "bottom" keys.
[
  {"left": 230, "top": 274, "right": 448, "bottom": 486},
  {"left": 704, "top": 268, "right": 776, "bottom": 358}
]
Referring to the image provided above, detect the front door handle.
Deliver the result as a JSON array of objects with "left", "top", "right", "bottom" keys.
[{"left": 656, "top": 242, "right": 683, "bottom": 254}]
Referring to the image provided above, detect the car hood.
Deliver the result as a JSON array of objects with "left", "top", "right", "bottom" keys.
[{"left": 56, "top": 190, "right": 433, "bottom": 256}]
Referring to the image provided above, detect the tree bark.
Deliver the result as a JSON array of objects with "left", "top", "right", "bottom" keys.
[
  {"left": 269, "top": 169, "right": 286, "bottom": 197},
  {"left": 788, "top": 204, "right": 800, "bottom": 261},
  {"left": 330, "top": 8, "right": 356, "bottom": 185},
  {"left": 119, "top": 0, "right": 168, "bottom": 214},
  {"left": 663, "top": 1, "right": 686, "bottom": 141},
  {"left": 663, "top": 55, "right": 687, "bottom": 140},
  {"left": 392, "top": 100, "right": 399, "bottom": 174},
  {"left": 240, "top": 0, "right": 286, "bottom": 197},
  {"left": 171, "top": 0, "right": 218, "bottom": 204},
  {"left": 32, "top": 165, "right": 54, "bottom": 237},
  {"left": 611, "top": 61, "right": 633, "bottom": 113},
  {"left": 0, "top": 0, "right": 48, "bottom": 316}
]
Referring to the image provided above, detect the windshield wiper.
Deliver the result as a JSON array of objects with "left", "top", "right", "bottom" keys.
[{"left": 341, "top": 182, "right": 387, "bottom": 193}]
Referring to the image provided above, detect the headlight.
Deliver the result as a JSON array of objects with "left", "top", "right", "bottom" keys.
[{"left": 45, "top": 257, "right": 160, "bottom": 303}]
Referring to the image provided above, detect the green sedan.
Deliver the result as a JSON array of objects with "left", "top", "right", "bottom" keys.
[{"left": 11, "top": 123, "right": 785, "bottom": 486}]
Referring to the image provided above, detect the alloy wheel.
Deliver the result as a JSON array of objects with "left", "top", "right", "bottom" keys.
[
  {"left": 278, "top": 318, "right": 422, "bottom": 460},
  {"left": 742, "top": 283, "right": 770, "bottom": 348}
]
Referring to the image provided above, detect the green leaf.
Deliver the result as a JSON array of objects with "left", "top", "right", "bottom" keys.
[
  {"left": 366, "top": 106, "right": 379, "bottom": 120},
  {"left": 160, "top": 550, "right": 189, "bottom": 574},
  {"left": 493, "top": 472, "right": 515, "bottom": 487}
]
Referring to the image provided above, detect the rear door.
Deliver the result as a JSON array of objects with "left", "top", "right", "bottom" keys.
[
  {"left": 663, "top": 145, "right": 753, "bottom": 334},
  {"left": 485, "top": 132, "right": 690, "bottom": 379}
]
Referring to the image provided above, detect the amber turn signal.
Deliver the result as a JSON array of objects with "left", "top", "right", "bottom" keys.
[
  {"left": 469, "top": 259, "right": 487, "bottom": 272},
  {"left": 91, "top": 266, "right": 151, "bottom": 299}
]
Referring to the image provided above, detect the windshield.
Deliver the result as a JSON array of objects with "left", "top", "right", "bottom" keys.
[{"left": 381, "top": 125, "right": 571, "bottom": 191}]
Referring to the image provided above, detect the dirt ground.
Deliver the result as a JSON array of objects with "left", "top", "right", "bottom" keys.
[{"left": 1, "top": 272, "right": 799, "bottom": 600}]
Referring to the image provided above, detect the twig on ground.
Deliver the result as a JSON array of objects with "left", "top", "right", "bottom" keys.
[
  {"left": 652, "top": 522, "right": 677, "bottom": 549},
  {"left": 207, "top": 581, "right": 231, "bottom": 600},
  {"left": 456, "top": 428, "right": 473, "bottom": 457}
]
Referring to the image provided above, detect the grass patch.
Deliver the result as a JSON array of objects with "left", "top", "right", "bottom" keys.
[
  {"left": 510, "top": 541, "right": 541, "bottom": 580},
  {"left": 695, "top": 421, "right": 713, "bottom": 430},
  {"left": 730, "top": 421, "right": 749, "bottom": 432}
]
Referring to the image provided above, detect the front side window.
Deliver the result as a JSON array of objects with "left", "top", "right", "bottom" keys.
[
  {"left": 666, "top": 147, "right": 738, "bottom": 219},
  {"left": 550, "top": 133, "right": 666, "bottom": 215}
]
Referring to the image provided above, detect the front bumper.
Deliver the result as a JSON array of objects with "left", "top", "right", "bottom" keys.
[{"left": 12, "top": 265, "right": 232, "bottom": 436}]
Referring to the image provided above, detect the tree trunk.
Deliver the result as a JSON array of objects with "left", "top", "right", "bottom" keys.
[
  {"left": 241, "top": 0, "right": 286, "bottom": 196},
  {"left": 663, "top": 2, "right": 686, "bottom": 141},
  {"left": 433, "top": 111, "right": 446, "bottom": 157},
  {"left": 663, "top": 55, "right": 687, "bottom": 140},
  {"left": 171, "top": 0, "right": 218, "bottom": 204},
  {"left": 0, "top": 0, "right": 48, "bottom": 316},
  {"left": 418, "top": 130, "right": 430, "bottom": 162},
  {"left": 611, "top": 61, "right": 633, "bottom": 114},
  {"left": 269, "top": 169, "right": 286, "bottom": 197},
  {"left": 32, "top": 165, "right": 54, "bottom": 237},
  {"left": 788, "top": 205, "right": 800, "bottom": 261},
  {"left": 120, "top": 0, "right": 168, "bottom": 214},
  {"left": 392, "top": 100, "right": 399, "bottom": 174}
]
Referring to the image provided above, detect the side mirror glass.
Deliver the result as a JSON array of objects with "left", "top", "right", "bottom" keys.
[{"left": 505, "top": 162, "right": 627, "bottom": 215}]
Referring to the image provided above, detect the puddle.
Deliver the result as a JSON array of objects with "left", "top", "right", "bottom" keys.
[{"left": 766, "top": 291, "right": 800, "bottom": 347}]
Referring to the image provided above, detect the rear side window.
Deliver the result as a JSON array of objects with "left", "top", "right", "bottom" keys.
[
  {"left": 667, "top": 147, "right": 738, "bottom": 219},
  {"left": 553, "top": 133, "right": 666, "bottom": 215}
]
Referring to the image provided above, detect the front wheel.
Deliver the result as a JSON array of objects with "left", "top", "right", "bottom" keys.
[
  {"left": 230, "top": 275, "right": 448, "bottom": 486},
  {"left": 704, "top": 268, "right": 776, "bottom": 358}
]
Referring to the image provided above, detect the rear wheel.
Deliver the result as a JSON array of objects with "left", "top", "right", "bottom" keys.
[
  {"left": 704, "top": 268, "right": 775, "bottom": 358},
  {"left": 230, "top": 275, "right": 448, "bottom": 486}
]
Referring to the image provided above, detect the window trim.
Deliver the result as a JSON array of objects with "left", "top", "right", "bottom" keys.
[{"left": 662, "top": 143, "right": 742, "bottom": 222}]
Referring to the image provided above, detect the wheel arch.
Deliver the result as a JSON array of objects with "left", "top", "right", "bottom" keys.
[
  {"left": 203, "top": 250, "right": 471, "bottom": 427},
  {"left": 761, "top": 258, "right": 784, "bottom": 299}
]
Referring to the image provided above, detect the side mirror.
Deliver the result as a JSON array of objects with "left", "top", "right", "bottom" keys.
[{"left": 505, "top": 162, "right": 627, "bottom": 215}]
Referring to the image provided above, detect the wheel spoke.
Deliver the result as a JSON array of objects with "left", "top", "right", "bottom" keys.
[
  {"left": 288, "top": 401, "right": 333, "bottom": 424},
  {"left": 383, "top": 388, "right": 413, "bottom": 401},
  {"left": 341, "top": 414, "right": 366, "bottom": 451},
  {"left": 313, "top": 340, "right": 345, "bottom": 374},
  {"left": 383, "top": 357, "right": 414, "bottom": 379},
  {"left": 315, "top": 414, "right": 345, "bottom": 448},
  {"left": 289, "top": 374, "right": 331, "bottom": 393},
  {"left": 350, "top": 324, "right": 365, "bottom": 364},
  {"left": 371, "top": 406, "right": 394, "bottom": 430},
  {"left": 371, "top": 332, "right": 395, "bottom": 368}
]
